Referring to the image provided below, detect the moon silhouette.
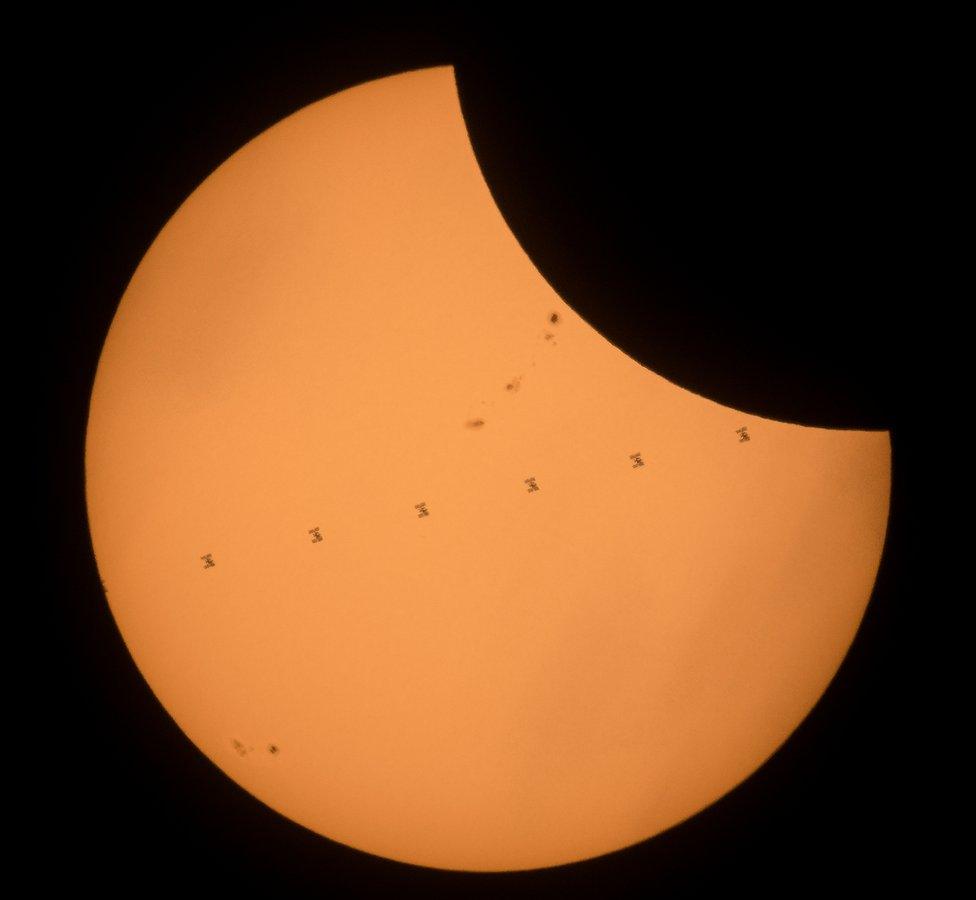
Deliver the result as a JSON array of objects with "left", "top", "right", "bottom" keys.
[{"left": 84, "top": 64, "right": 891, "bottom": 872}]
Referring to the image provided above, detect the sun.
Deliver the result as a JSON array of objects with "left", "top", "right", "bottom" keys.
[{"left": 85, "top": 64, "right": 891, "bottom": 872}]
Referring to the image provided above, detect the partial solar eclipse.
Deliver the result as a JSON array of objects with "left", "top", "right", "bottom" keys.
[{"left": 85, "top": 65, "right": 891, "bottom": 871}]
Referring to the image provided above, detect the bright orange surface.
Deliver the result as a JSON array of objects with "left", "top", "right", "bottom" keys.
[{"left": 85, "top": 65, "right": 891, "bottom": 871}]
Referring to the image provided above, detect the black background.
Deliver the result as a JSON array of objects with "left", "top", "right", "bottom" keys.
[{"left": 28, "top": 9, "right": 934, "bottom": 897}]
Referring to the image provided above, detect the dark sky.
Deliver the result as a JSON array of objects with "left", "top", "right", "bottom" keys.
[{"left": 26, "top": 10, "right": 934, "bottom": 897}]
